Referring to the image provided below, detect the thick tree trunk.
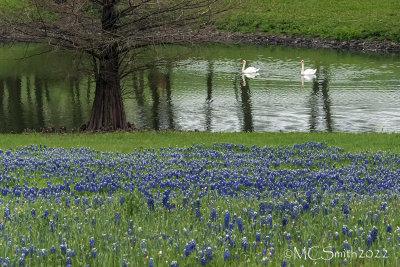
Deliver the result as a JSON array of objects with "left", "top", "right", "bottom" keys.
[
  {"left": 85, "top": 1, "right": 128, "bottom": 131},
  {"left": 86, "top": 44, "right": 127, "bottom": 131}
]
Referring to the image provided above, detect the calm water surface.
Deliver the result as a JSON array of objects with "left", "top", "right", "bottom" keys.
[{"left": 0, "top": 44, "right": 399, "bottom": 133}]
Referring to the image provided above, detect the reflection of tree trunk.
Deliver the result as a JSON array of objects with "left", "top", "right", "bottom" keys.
[
  {"left": 45, "top": 80, "right": 50, "bottom": 102},
  {"left": 165, "top": 66, "right": 174, "bottom": 129},
  {"left": 35, "top": 76, "right": 45, "bottom": 128},
  {"left": 86, "top": 75, "right": 92, "bottom": 105},
  {"left": 133, "top": 72, "right": 143, "bottom": 105},
  {"left": 26, "top": 76, "right": 32, "bottom": 105},
  {"left": 6, "top": 77, "right": 25, "bottom": 132},
  {"left": 320, "top": 68, "right": 332, "bottom": 132},
  {"left": 133, "top": 70, "right": 147, "bottom": 128},
  {"left": 308, "top": 66, "right": 332, "bottom": 132},
  {"left": 205, "top": 61, "right": 213, "bottom": 131},
  {"left": 309, "top": 81, "right": 318, "bottom": 131},
  {"left": 70, "top": 78, "right": 83, "bottom": 127},
  {"left": 240, "top": 76, "right": 254, "bottom": 132},
  {"left": 148, "top": 70, "right": 160, "bottom": 130},
  {"left": 87, "top": 43, "right": 127, "bottom": 130}
]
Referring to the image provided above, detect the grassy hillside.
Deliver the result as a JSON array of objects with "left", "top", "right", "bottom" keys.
[
  {"left": 2, "top": 0, "right": 400, "bottom": 42},
  {"left": 218, "top": 0, "right": 400, "bottom": 41}
]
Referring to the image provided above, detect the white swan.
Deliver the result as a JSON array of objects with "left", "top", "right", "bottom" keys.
[
  {"left": 301, "top": 60, "right": 316, "bottom": 75},
  {"left": 241, "top": 60, "right": 259, "bottom": 73},
  {"left": 243, "top": 72, "right": 260, "bottom": 79}
]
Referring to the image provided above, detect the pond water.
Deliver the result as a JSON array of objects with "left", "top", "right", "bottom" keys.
[{"left": 0, "top": 44, "right": 399, "bottom": 133}]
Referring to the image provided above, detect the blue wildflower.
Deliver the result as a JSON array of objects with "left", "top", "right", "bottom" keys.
[
  {"left": 237, "top": 217, "right": 243, "bottom": 232},
  {"left": 210, "top": 209, "right": 217, "bottom": 222},
  {"left": 92, "top": 248, "right": 97, "bottom": 258},
  {"left": 282, "top": 217, "right": 288, "bottom": 226},
  {"left": 224, "top": 248, "right": 230, "bottom": 260},
  {"left": 224, "top": 211, "right": 230, "bottom": 228}
]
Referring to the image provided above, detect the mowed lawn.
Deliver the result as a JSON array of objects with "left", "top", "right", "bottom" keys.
[
  {"left": 218, "top": 0, "right": 400, "bottom": 41},
  {"left": 2, "top": 0, "right": 400, "bottom": 41},
  {"left": 1, "top": 132, "right": 400, "bottom": 153}
]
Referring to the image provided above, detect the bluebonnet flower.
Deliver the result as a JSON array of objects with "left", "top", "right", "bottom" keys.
[
  {"left": 90, "top": 237, "right": 96, "bottom": 248},
  {"left": 43, "top": 209, "right": 49, "bottom": 219},
  {"left": 282, "top": 217, "right": 288, "bottom": 226},
  {"left": 256, "top": 232, "right": 261, "bottom": 243},
  {"left": 60, "top": 244, "right": 67, "bottom": 255},
  {"left": 334, "top": 232, "right": 340, "bottom": 240},
  {"left": 224, "top": 248, "right": 230, "bottom": 260},
  {"left": 343, "top": 241, "right": 350, "bottom": 250},
  {"left": 241, "top": 237, "right": 249, "bottom": 251},
  {"left": 371, "top": 226, "right": 378, "bottom": 242},
  {"left": 92, "top": 248, "right": 97, "bottom": 258},
  {"left": 31, "top": 208, "right": 36, "bottom": 219},
  {"left": 210, "top": 209, "right": 217, "bottom": 222},
  {"left": 285, "top": 233, "right": 291, "bottom": 242},
  {"left": 342, "top": 225, "right": 349, "bottom": 236},
  {"left": 115, "top": 213, "right": 121, "bottom": 225},
  {"left": 201, "top": 256, "right": 207, "bottom": 266},
  {"left": 237, "top": 217, "right": 243, "bottom": 232},
  {"left": 265, "top": 236, "right": 270, "bottom": 246},
  {"left": 259, "top": 202, "right": 266, "bottom": 215},
  {"left": 184, "top": 240, "right": 196, "bottom": 257},
  {"left": 196, "top": 209, "right": 201, "bottom": 220},
  {"left": 149, "top": 258, "right": 154, "bottom": 267},
  {"left": 67, "top": 249, "right": 76, "bottom": 257},
  {"left": 342, "top": 203, "right": 349, "bottom": 215},
  {"left": 366, "top": 234, "right": 373, "bottom": 249},
  {"left": 171, "top": 261, "right": 178, "bottom": 267},
  {"left": 224, "top": 211, "right": 230, "bottom": 228},
  {"left": 206, "top": 246, "right": 213, "bottom": 260},
  {"left": 147, "top": 197, "right": 155, "bottom": 211}
]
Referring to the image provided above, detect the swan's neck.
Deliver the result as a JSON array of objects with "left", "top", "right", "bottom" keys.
[
  {"left": 301, "top": 63, "right": 304, "bottom": 75},
  {"left": 242, "top": 62, "right": 246, "bottom": 72}
]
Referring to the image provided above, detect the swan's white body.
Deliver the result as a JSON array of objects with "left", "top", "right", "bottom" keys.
[
  {"left": 242, "top": 60, "right": 259, "bottom": 73},
  {"left": 301, "top": 60, "right": 316, "bottom": 75},
  {"left": 243, "top": 72, "right": 260, "bottom": 79}
]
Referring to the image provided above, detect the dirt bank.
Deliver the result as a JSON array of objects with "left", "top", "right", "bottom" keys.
[{"left": 202, "top": 30, "right": 400, "bottom": 55}]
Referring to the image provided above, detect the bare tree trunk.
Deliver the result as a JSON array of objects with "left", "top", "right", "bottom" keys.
[
  {"left": 86, "top": 43, "right": 127, "bottom": 131},
  {"left": 86, "top": 2, "right": 128, "bottom": 131}
]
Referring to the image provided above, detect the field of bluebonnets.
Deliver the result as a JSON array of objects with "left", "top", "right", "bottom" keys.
[{"left": 0, "top": 142, "right": 400, "bottom": 266}]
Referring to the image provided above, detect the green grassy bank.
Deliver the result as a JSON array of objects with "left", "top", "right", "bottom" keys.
[
  {"left": 219, "top": 0, "right": 400, "bottom": 42},
  {"left": 1, "top": 132, "right": 400, "bottom": 153},
  {"left": 2, "top": 0, "right": 400, "bottom": 42}
]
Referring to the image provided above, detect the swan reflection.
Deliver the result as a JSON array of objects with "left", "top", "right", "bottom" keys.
[
  {"left": 241, "top": 73, "right": 259, "bottom": 86},
  {"left": 301, "top": 74, "right": 316, "bottom": 89}
]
